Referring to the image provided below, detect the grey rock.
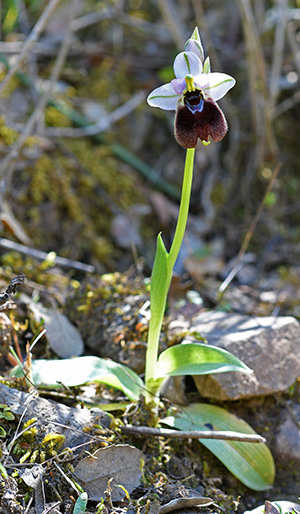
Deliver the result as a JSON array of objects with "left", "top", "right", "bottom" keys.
[
  {"left": 244, "top": 501, "right": 300, "bottom": 514},
  {"left": 274, "top": 408, "right": 300, "bottom": 462},
  {"left": 160, "top": 376, "right": 188, "bottom": 405},
  {"left": 0, "top": 383, "right": 111, "bottom": 450},
  {"left": 189, "top": 311, "right": 300, "bottom": 400}
]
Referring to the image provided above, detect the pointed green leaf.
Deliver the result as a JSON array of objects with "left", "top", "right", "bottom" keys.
[
  {"left": 155, "top": 343, "right": 252, "bottom": 379},
  {"left": 163, "top": 403, "right": 275, "bottom": 491},
  {"left": 11, "top": 356, "right": 144, "bottom": 401},
  {"left": 150, "top": 233, "right": 171, "bottom": 327}
]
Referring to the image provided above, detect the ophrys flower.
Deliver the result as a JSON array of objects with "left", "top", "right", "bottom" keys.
[{"left": 147, "top": 27, "right": 235, "bottom": 148}]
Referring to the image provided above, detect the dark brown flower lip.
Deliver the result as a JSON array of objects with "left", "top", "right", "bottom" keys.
[{"left": 174, "top": 96, "right": 228, "bottom": 148}]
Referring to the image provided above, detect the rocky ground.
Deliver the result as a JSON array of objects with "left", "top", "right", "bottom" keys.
[{"left": 1, "top": 267, "right": 300, "bottom": 514}]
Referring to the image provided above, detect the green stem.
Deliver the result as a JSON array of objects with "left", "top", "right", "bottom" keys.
[
  {"left": 144, "top": 148, "right": 195, "bottom": 411},
  {"left": 168, "top": 148, "right": 195, "bottom": 271}
]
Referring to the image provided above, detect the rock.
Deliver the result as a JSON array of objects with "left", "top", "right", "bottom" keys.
[
  {"left": 0, "top": 383, "right": 111, "bottom": 450},
  {"left": 244, "top": 501, "right": 300, "bottom": 514},
  {"left": 160, "top": 376, "right": 188, "bottom": 406},
  {"left": 189, "top": 311, "right": 300, "bottom": 400},
  {"left": 274, "top": 406, "right": 300, "bottom": 462}
]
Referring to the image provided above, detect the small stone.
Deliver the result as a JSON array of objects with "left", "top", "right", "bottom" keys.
[
  {"left": 160, "top": 376, "right": 188, "bottom": 405},
  {"left": 189, "top": 311, "right": 300, "bottom": 400},
  {"left": 244, "top": 501, "right": 300, "bottom": 514},
  {"left": 274, "top": 408, "right": 300, "bottom": 462}
]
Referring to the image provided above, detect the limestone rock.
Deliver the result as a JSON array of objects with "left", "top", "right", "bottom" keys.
[
  {"left": 274, "top": 408, "right": 300, "bottom": 462},
  {"left": 189, "top": 311, "right": 300, "bottom": 400},
  {"left": 160, "top": 376, "right": 188, "bottom": 405},
  {"left": 0, "top": 383, "right": 111, "bottom": 450}
]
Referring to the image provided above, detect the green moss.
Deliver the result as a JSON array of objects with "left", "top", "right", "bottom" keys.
[
  {"left": 0, "top": 72, "right": 21, "bottom": 98},
  {"left": 45, "top": 106, "right": 72, "bottom": 127},
  {"left": 75, "top": 59, "right": 134, "bottom": 101},
  {"left": 0, "top": 116, "right": 37, "bottom": 149},
  {"left": 65, "top": 272, "right": 151, "bottom": 372},
  {"left": 0, "top": 252, "right": 70, "bottom": 294},
  {"left": 0, "top": 116, "right": 19, "bottom": 145},
  {"left": 8, "top": 138, "right": 145, "bottom": 266},
  {"left": 12, "top": 419, "right": 68, "bottom": 464}
]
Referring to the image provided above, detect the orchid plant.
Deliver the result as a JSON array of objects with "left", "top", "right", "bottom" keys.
[
  {"left": 139, "top": 29, "right": 274, "bottom": 489},
  {"left": 12, "top": 27, "right": 275, "bottom": 491},
  {"left": 144, "top": 27, "right": 237, "bottom": 411}
]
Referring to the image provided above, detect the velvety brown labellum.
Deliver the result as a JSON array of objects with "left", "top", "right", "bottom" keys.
[{"left": 174, "top": 96, "right": 228, "bottom": 148}]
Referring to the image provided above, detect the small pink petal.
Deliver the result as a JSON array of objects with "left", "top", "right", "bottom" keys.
[{"left": 171, "top": 78, "right": 186, "bottom": 95}]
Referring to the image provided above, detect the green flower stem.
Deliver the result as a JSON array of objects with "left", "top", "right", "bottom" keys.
[
  {"left": 144, "top": 147, "right": 195, "bottom": 411},
  {"left": 168, "top": 148, "right": 195, "bottom": 271}
]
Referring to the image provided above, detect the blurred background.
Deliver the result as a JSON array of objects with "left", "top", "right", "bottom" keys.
[{"left": 0, "top": 0, "right": 299, "bottom": 314}]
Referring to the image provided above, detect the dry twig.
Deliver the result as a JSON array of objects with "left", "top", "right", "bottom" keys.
[
  {"left": 237, "top": 0, "right": 277, "bottom": 177},
  {"left": 159, "top": 497, "right": 214, "bottom": 514},
  {"left": 269, "top": 0, "right": 288, "bottom": 112},
  {"left": 0, "top": 0, "right": 63, "bottom": 96},
  {"left": 45, "top": 91, "right": 146, "bottom": 138},
  {"left": 0, "top": 0, "right": 82, "bottom": 199},
  {"left": 0, "top": 238, "right": 94, "bottom": 273},
  {"left": 219, "top": 162, "right": 282, "bottom": 293},
  {"left": 156, "top": 0, "right": 186, "bottom": 49},
  {"left": 121, "top": 425, "right": 266, "bottom": 443}
]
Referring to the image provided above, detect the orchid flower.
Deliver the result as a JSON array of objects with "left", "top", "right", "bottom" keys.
[{"left": 147, "top": 27, "right": 235, "bottom": 147}]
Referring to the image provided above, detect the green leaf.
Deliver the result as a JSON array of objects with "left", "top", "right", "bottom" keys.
[
  {"left": 11, "top": 356, "right": 144, "bottom": 402},
  {"left": 155, "top": 343, "right": 252, "bottom": 379},
  {"left": 73, "top": 492, "right": 88, "bottom": 514},
  {"left": 163, "top": 403, "right": 275, "bottom": 491},
  {"left": 150, "top": 233, "right": 171, "bottom": 329}
]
